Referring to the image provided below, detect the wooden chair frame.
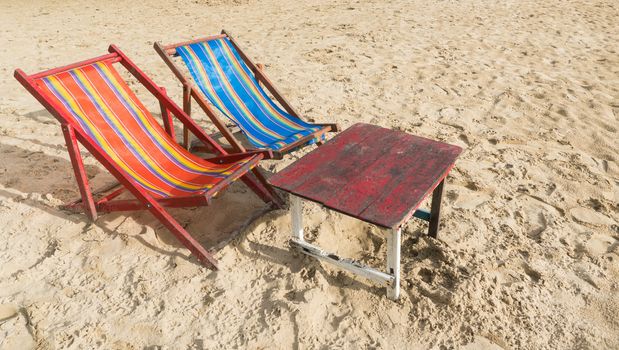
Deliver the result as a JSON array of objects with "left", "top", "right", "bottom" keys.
[
  {"left": 154, "top": 30, "right": 339, "bottom": 159},
  {"left": 14, "top": 45, "right": 283, "bottom": 270}
]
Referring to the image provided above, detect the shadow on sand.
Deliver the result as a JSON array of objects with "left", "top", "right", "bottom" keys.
[{"left": 0, "top": 135, "right": 285, "bottom": 268}]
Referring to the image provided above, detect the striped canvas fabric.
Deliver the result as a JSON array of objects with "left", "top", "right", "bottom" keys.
[
  {"left": 176, "top": 38, "right": 322, "bottom": 150},
  {"left": 35, "top": 61, "right": 251, "bottom": 199}
]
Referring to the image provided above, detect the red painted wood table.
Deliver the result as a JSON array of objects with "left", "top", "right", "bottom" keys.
[{"left": 269, "top": 123, "right": 462, "bottom": 300}]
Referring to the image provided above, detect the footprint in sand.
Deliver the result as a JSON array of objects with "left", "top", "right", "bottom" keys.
[
  {"left": 570, "top": 207, "right": 614, "bottom": 226},
  {"left": 584, "top": 233, "right": 616, "bottom": 257},
  {"left": 0, "top": 305, "right": 35, "bottom": 349},
  {"left": 0, "top": 303, "right": 18, "bottom": 322},
  {"left": 452, "top": 186, "right": 490, "bottom": 210}
]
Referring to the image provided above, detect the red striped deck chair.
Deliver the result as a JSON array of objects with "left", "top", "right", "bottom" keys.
[
  {"left": 154, "top": 30, "right": 339, "bottom": 159},
  {"left": 14, "top": 45, "right": 282, "bottom": 270}
]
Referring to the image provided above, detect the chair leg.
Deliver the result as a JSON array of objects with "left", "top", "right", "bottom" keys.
[
  {"left": 159, "top": 87, "right": 176, "bottom": 141},
  {"left": 428, "top": 179, "right": 445, "bottom": 238},
  {"left": 62, "top": 181, "right": 123, "bottom": 213},
  {"left": 255, "top": 167, "right": 284, "bottom": 207},
  {"left": 58, "top": 125, "right": 218, "bottom": 270},
  {"left": 144, "top": 200, "right": 219, "bottom": 270},
  {"left": 182, "top": 84, "right": 191, "bottom": 149},
  {"left": 61, "top": 125, "right": 98, "bottom": 222},
  {"left": 248, "top": 167, "right": 284, "bottom": 208},
  {"left": 241, "top": 174, "right": 272, "bottom": 204},
  {"left": 386, "top": 227, "right": 401, "bottom": 300}
]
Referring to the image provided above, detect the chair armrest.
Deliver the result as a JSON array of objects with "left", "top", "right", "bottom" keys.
[{"left": 314, "top": 123, "right": 340, "bottom": 132}]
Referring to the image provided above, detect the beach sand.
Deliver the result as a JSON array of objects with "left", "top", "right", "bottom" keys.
[{"left": 0, "top": 0, "right": 617, "bottom": 348}]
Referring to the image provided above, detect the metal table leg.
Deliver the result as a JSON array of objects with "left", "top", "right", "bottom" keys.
[
  {"left": 386, "top": 227, "right": 401, "bottom": 300},
  {"left": 291, "top": 194, "right": 304, "bottom": 241},
  {"left": 428, "top": 179, "right": 445, "bottom": 238},
  {"left": 288, "top": 195, "right": 400, "bottom": 299}
]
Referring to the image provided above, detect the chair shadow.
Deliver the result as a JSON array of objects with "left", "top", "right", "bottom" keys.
[
  {"left": 22, "top": 108, "right": 56, "bottom": 123},
  {"left": 0, "top": 140, "right": 283, "bottom": 267}
]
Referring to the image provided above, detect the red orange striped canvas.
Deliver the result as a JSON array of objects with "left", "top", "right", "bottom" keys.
[{"left": 34, "top": 61, "right": 251, "bottom": 198}]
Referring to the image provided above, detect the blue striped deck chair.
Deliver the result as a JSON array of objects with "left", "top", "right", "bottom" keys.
[{"left": 155, "top": 30, "right": 339, "bottom": 159}]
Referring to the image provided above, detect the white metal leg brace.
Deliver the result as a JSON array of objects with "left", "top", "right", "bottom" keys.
[{"left": 289, "top": 195, "right": 401, "bottom": 300}]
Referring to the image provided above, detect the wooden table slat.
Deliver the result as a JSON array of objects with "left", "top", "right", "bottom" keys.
[
  {"left": 269, "top": 123, "right": 462, "bottom": 229},
  {"left": 290, "top": 126, "right": 400, "bottom": 205},
  {"left": 269, "top": 124, "right": 378, "bottom": 191},
  {"left": 321, "top": 130, "right": 420, "bottom": 219},
  {"left": 359, "top": 144, "right": 460, "bottom": 228}
]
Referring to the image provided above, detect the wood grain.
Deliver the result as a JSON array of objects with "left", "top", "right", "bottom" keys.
[{"left": 269, "top": 123, "right": 462, "bottom": 229}]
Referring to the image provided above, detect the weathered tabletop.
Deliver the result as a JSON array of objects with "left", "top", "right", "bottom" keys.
[{"left": 269, "top": 123, "right": 462, "bottom": 229}]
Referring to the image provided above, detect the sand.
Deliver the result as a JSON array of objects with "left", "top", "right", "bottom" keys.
[{"left": 0, "top": 0, "right": 618, "bottom": 348}]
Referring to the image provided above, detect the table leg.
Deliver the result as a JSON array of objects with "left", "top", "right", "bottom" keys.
[
  {"left": 290, "top": 194, "right": 400, "bottom": 300},
  {"left": 291, "top": 195, "right": 304, "bottom": 241},
  {"left": 386, "top": 227, "right": 401, "bottom": 300},
  {"left": 428, "top": 179, "right": 445, "bottom": 238}
]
